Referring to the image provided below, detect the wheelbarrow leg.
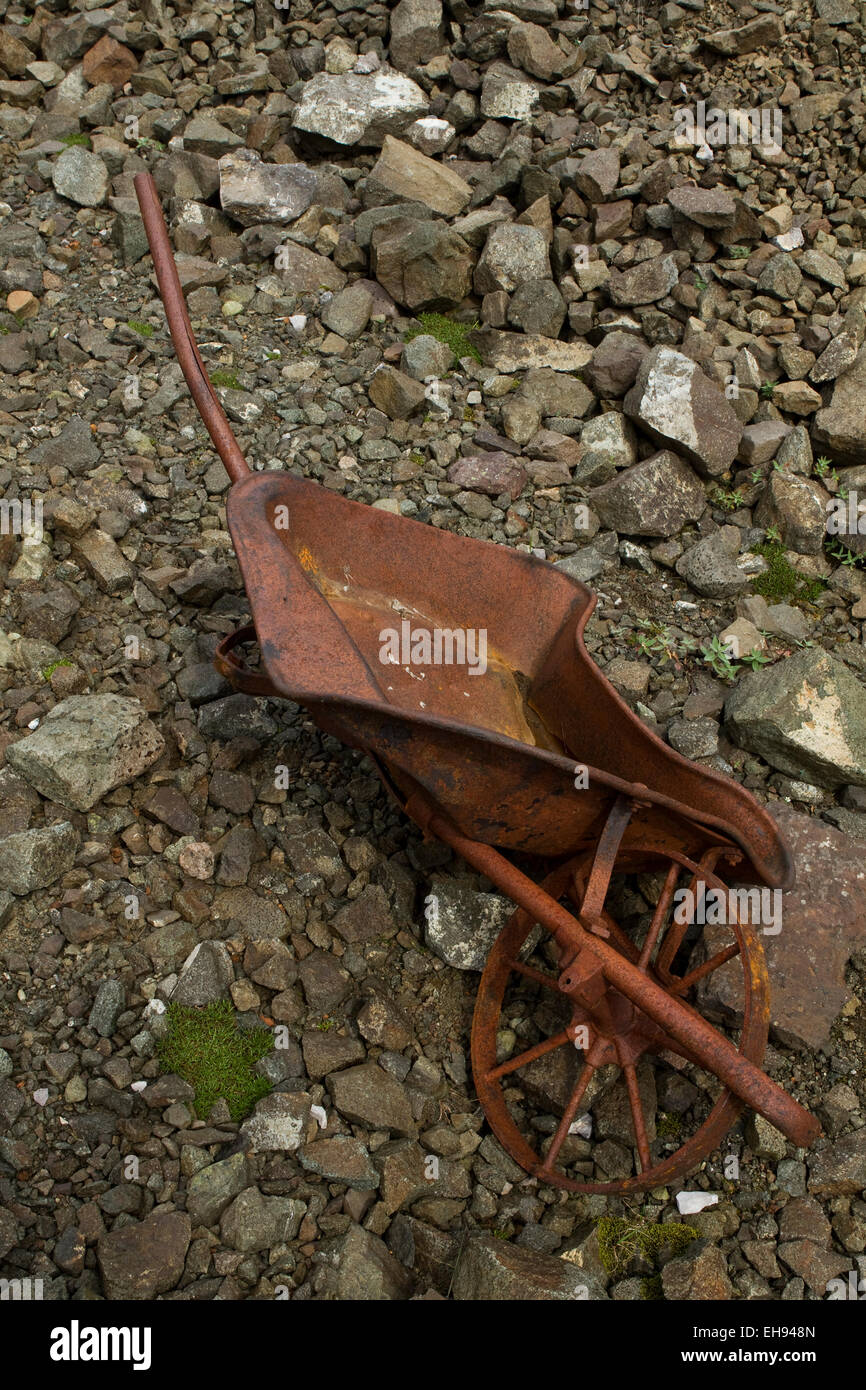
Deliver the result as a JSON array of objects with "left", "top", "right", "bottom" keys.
[{"left": 406, "top": 791, "right": 820, "bottom": 1153}]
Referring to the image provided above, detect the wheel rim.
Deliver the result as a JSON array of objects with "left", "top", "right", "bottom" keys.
[{"left": 471, "top": 843, "right": 771, "bottom": 1194}]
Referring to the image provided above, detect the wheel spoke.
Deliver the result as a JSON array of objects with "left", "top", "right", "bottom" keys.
[
  {"left": 638, "top": 860, "right": 680, "bottom": 972},
  {"left": 656, "top": 848, "right": 722, "bottom": 977},
  {"left": 621, "top": 1058, "right": 652, "bottom": 1172},
  {"left": 538, "top": 1060, "right": 596, "bottom": 1172},
  {"left": 509, "top": 959, "right": 560, "bottom": 991},
  {"left": 485, "top": 1028, "right": 571, "bottom": 1082},
  {"left": 669, "top": 942, "right": 740, "bottom": 995}
]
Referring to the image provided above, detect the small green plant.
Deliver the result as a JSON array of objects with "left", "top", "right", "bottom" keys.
[
  {"left": 627, "top": 619, "right": 695, "bottom": 664},
  {"left": 405, "top": 312, "right": 482, "bottom": 363},
  {"left": 157, "top": 1000, "right": 273, "bottom": 1122},
  {"left": 759, "top": 381, "right": 775, "bottom": 400},
  {"left": 316, "top": 1017, "right": 336, "bottom": 1031},
  {"left": 641, "top": 1273, "right": 664, "bottom": 1300},
  {"left": 135, "top": 137, "right": 166, "bottom": 151},
  {"left": 826, "top": 539, "right": 863, "bottom": 569},
  {"left": 740, "top": 648, "right": 773, "bottom": 671},
  {"left": 127, "top": 319, "right": 154, "bottom": 338},
  {"left": 656, "top": 1112, "right": 682, "bottom": 1140},
  {"left": 694, "top": 276, "right": 708, "bottom": 292},
  {"left": 700, "top": 635, "right": 739, "bottom": 681},
  {"left": 814, "top": 455, "right": 833, "bottom": 477},
  {"left": 752, "top": 542, "right": 825, "bottom": 603},
  {"left": 61, "top": 132, "right": 92, "bottom": 149},
  {"left": 710, "top": 485, "right": 745, "bottom": 512},
  {"left": 764, "top": 524, "right": 782, "bottom": 544},
  {"left": 750, "top": 468, "right": 763, "bottom": 485},
  {"left": 596, "top": 1216, "right": 699, "bottom": 1280},
  {"left": 727, "top": 245, "right": 749, "bottom": 259},
  {"left": 41, "top": 659, "right": 74, "bottom": 681},
  {"left": 210, "top": 369, "right": 242, "bottom": 390}
]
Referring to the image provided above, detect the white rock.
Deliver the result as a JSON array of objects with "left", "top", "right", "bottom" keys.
[
  {"left": 292, "top": 67, "right": 428, "bottom": 147},
  {"left": 676, "top": 1190, "right": 719, "bottom": 1215}
]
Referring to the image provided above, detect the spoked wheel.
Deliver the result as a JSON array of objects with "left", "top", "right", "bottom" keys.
[{"left": 471, "top": 842, "right": 772, "bottom": 1194}]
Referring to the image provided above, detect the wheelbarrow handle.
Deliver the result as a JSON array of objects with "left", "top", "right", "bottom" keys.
[
  {"left": 409, "top": 793, "right": 821, "bottom": 1151},
  {"left": 214, "top": 623, "right": 276, "bottom": 698},
  {"left": 133, "top": 172, "right": 251, "bottom": 486}
]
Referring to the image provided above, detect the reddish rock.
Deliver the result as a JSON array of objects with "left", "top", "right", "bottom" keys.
[
  {"left": 447, "top": 451, "right": 526, "bottom": 500},
  {"left": 697, "top": 807, "right": 866, "bottom": 1050},
  {"left": 82, "top": 35, "right": 139, "bottom": 89}
]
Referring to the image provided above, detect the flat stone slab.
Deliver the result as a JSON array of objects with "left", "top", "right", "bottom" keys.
[{"left": 696, "top": 806, "right": 866, "bottom": 1050}]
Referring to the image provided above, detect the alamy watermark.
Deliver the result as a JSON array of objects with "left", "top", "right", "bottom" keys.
[
  {"left": 674, "top": 100, "right": 782, "bottom": 149},
  {"left": 673, "top": 881, "right": 782, "bottom": 935},
  {"left": 826, "top": 492, "right": 866, "bottom": 537},
  {"left": 379, "top": 620, "right": 488, "bottom": 676},
  {"left": 0, "top": 496, "right": 43, "bottom": 541}
]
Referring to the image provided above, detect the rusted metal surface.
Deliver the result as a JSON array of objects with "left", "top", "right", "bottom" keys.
[{"left": 134, "top": 172, "right": 820, "bottom": 1191}]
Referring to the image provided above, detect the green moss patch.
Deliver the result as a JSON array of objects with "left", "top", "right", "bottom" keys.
[
  {"left": 751, "top": 543, "right": 825, "bottom": 604},
  {"left": 157, "top": 1000, "right": 273, "bottom": 1122},
  {"left": 405, "top": 312, "right": 481, "bottom": 363},
  {"left": 596, "top": 1215, "right": 699, "bottom": 1280},
  {"left": 210, "top": 369, "right": 242, "bottom": 390}
]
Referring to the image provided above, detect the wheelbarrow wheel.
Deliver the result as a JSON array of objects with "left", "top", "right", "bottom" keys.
[{"left": 470, "top": 844, "right": 772, "bottom": 1194}]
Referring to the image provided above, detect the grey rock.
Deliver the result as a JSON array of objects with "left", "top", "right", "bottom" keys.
[
  {"left": 738, "top": 420, "right": 792, "bottom": 465},
  {"left": 475, "top": 223, "right": 551, "bottom": 294},
  {"left": 71, "top": 529, "right": 136, "bottom": 595},
  {"left": 389, "top": 0, "right": 445, "bottom": 72},
  {"left": 480, "top": 63, "right": 540, "bottom": 121},
  {"left": 726, "top": 648, "right": 866, "bottom": 787},
  {"left": 576, "top": 412, "right": 637, "bottom": 484},
  {"left": 52, "top": 146, "right": 109, "bottom": 207},
  {"left": 240, "top": 1092, "right": 313, "bottom": 1153},
  {"left": 186, "top": 1152, "right": 250, "bottom": 1227},
  {"left": 676, "top": 527, "right": 747, "bottom": 598},
  {"left": 0, "top": 822, "right": 78, "bottom": 895},
  {"left": 800, "top": 249, "right": 846, "bottom": 290},
  {"left": 609, "top": 254, "right": 679, "bottom": 307},
  {"left": 814, "top": 344, "right": 866, "bottom": 466},
  {"left": 321, "top": 284, "right": 374, "bottom": 341},
  {"left": 171, "top": 941, "right": 234, "bottom": 1007},
  {"left": 300, "top": 1135, "right": 380, "bottom": 1189},
  {"left": 589, "top": 450, "right": 705, "bottom": 536},
  {"left": 667, "top": 184, "right": 736, "bottom": 228},
  {"left": 220, "top": 1187, "right": 305, "bottom": 1252},
  {"left": 7, "top": 694, "right": 165, "bottom": 812},
  {"left": 88, "top": 979, "right": 125, "bottom": 1038},
  {"left": 325, "top": 1224, "right": 414, "bottom": 1299},
  {"left": 625, "top": 347, "right": 743, "bottom": 477},
  {"left": 292, "top": 67, "right": 428, "bottom": 146},
  {"left": 97, "top": 1212, "right": 190, "bottom": 1299},
  {"left": 507, "top": 279, "right": 566, "bottom": 338},
  {"left": 585, "top": 331, "right": 649, "bottom": 397},
  {"left": 275, "top": 241, "right": 346, "bottom": 293},
  {"left": 756, "top": 254, "right": 802, "bottom": 300},
  {"left": 372, "top": 221, "right": 473, "bottom": 312},
  {"left": 31, "top": 414, "right": 100, "bottom": 476},
  {"left": 328, "top": 1062, "right": 415, "bottom": 1136},
  {"left": 218, "top": 150, "right": 317, "bottom": 226},
  {"left": 371, "top": 136, "right": 471, "bottom": 217},
  {"left": 401, "top": 333, "right": 454, "bottom": 380},
  {"left": 573, "top": 147, "right": 620, "bottom": 203},
  {"left": 754, "top": 473, "right": 828, "bottom": 555},
  {"left": 453, "top": 1234, "right": 608, "bottom": 1300},
  {"left": 424, "top": 880, "right": 513, "bottom": 969}
]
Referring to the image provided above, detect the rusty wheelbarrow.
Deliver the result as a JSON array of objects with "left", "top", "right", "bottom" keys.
[{"left": 134, "top": 172, "right": 820, "bottom": 1193}]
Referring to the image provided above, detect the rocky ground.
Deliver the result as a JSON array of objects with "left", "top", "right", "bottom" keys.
[{"left": 1, "top": 0, "right": 866, "bottom": 1304}]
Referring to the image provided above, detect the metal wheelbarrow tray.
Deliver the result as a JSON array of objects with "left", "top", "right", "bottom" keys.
[{"left": 135, "top": 173, "right": 820, "bottom": 1193}]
